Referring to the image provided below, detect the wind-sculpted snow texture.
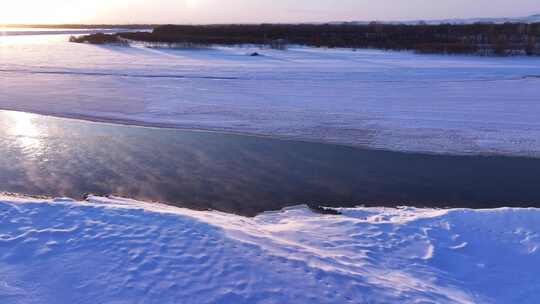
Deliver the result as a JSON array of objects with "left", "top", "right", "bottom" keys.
[
  {"left": 1, "top": 33, "right": 540, "bottom": 156},
  {"left": 0, "top": 197, "right": 538, "bottom": 304}
]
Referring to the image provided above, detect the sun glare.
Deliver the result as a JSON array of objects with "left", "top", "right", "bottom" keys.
[
  {"left": 0, "top": 0, "right": 102, "bottom": 25},
  {"left": 185, "top": 0, "right": 200, "bottom": 9},
  {"left": 0, "top": 2, "right": 44, "bottom": 24},
  {"left": 0, "top": 0, "right": 206, "bottom": 25},
  {"left": 9, "top": 112, "right": 39, "bottom": 136},
  {"left": 7, "top": 111, "right": 44, "bottom": 153}
]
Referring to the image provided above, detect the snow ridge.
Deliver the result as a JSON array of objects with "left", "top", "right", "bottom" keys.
[{"left": 0, "top": 196, "right": 538, "bottom": 304}]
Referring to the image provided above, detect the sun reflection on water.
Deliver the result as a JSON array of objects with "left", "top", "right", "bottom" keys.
[{"left": 6, "top": 111, "right": 45, "bottom": 155}]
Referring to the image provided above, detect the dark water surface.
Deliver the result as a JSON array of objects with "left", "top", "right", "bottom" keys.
[{"left": 1, "top": 110, "right": 540, "bottom": 216}]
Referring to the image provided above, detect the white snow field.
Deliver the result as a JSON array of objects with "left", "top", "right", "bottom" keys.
[
  {"left": 1, "top": 33, "right": 540, "bottom": 156},
  {"left": 0, "top": 196, "right": 539, "bottom": 304}
]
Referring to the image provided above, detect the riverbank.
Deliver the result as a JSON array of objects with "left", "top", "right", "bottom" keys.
[{"left": 0, "top": 195, "right": 538, "bottom": 304}]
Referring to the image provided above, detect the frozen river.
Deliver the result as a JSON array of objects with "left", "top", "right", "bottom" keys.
[{"left": 1, "top": 32, "right": 540, "bottom": 156}]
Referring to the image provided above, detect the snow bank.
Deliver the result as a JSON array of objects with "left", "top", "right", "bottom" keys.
[
  {"left": 1, "top": 35, "right": 540, "bottom": 156},
  {"left": 0, "top": 196, "right": 538, "bottom": 304}
]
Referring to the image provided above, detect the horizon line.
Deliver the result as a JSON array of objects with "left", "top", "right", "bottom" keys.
[{"left": 1, "top": 13, "right": 539, "bottom": 27}]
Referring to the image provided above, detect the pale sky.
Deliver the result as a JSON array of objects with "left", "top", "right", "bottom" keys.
[{"left": 1, "top": 0, "right": 539, "bottom": 24}]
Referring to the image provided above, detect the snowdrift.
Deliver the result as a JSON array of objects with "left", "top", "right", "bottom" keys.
[{"left": 0, "top": 196, "right": 538, "bottom": 304}]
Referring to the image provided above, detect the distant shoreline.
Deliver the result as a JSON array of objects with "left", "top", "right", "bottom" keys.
[{"left": 69, "top": 22, "right": 540, "bottom": 57}]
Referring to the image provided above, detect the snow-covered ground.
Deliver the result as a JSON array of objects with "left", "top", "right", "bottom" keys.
[
  {"left": 1, "top": 33, "right": 540, "bottom": 156},
  {"left": 0, "top": 196, "right": 538, "bottom": 304}
]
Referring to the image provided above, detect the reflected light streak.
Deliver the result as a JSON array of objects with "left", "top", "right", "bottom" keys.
[{"left": 7, "top": 111, "right": 45, "bottom": 156}]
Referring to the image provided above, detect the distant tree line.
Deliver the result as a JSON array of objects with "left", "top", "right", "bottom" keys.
[
  {"left": 69, "top": 33, "right": 128, "bottom": 46},
  {"left": 71, "top": 22, "right": 540, "bottom": 56}
]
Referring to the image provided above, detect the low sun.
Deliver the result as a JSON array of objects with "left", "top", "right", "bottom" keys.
[
  {"left": 0, "top": 1, "right": 42, "bottom": 24},
  {"left": 0, "top": 1, "right": 92, "bottom": 25},
  {"left": 185, "top": 0, "right": 200, "bottom": 9}
]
